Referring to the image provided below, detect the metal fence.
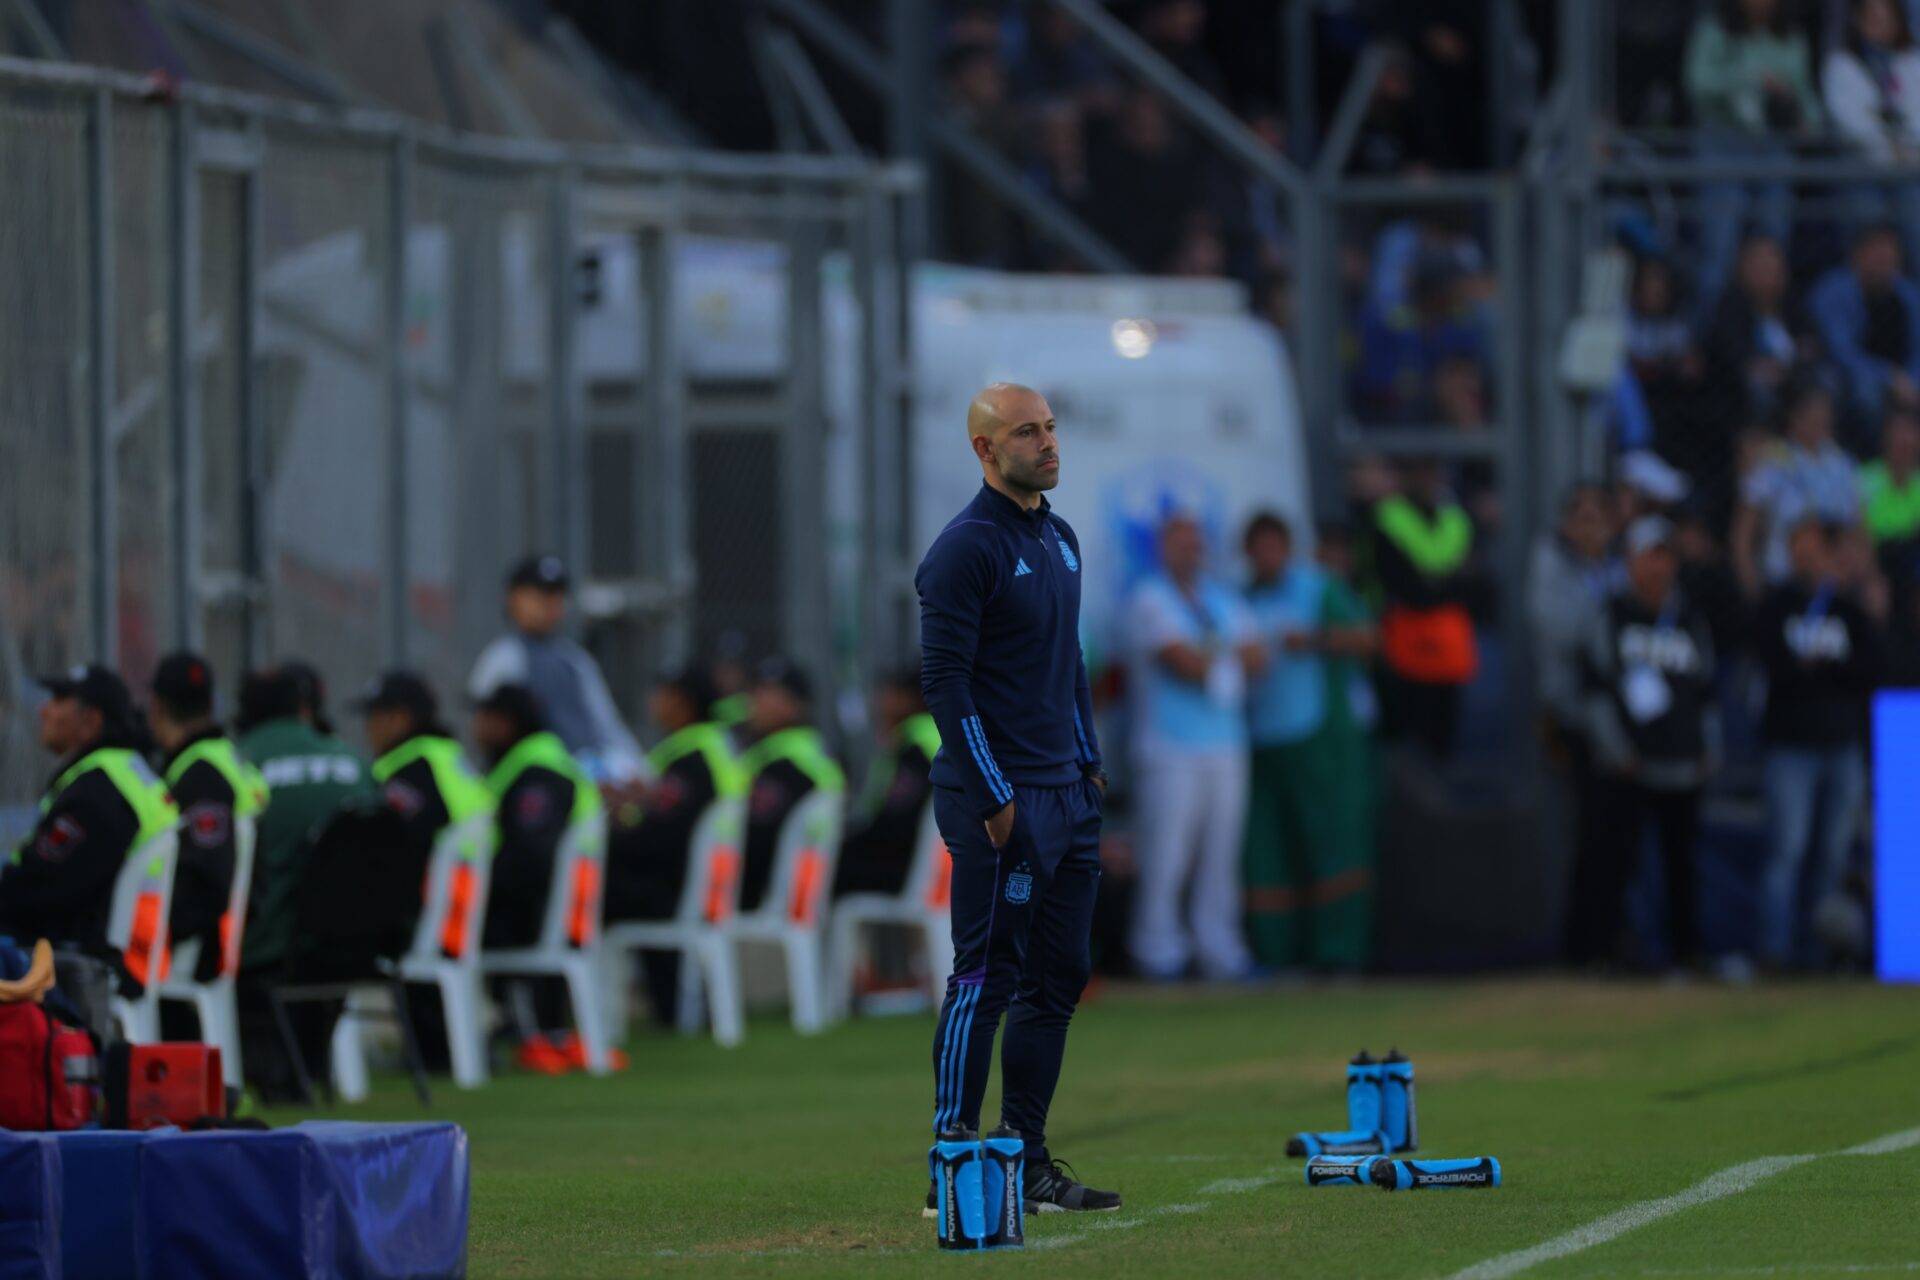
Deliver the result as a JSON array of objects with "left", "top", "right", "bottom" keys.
[{"left": 0, "top": 57, "right": 917, "bottom": 813}]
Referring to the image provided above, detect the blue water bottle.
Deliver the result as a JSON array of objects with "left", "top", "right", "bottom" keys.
[
  {"left": 1381, "top": 1049, "right": 1417, "bottom": 1152},
  {"left": 933, "top": 1128, "right": 987, "bottom": 1249},
  {"left": 1370, "top": 1157, "right": 1500, "bottom": 1190},
  {"left": 1346, "top": 1049, "right": 1383, "bottom": 1133},
  {"left": 981, "top": 1126, "right": 1025, "bottom": 1249},
  {"left": 1291, "top": 1129, "right": 1392, "bottom": 1158}
]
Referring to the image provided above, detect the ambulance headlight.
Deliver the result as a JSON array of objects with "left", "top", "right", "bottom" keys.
[{"left": 1111, "top": 318, "right": 1156, "bottom": 360}]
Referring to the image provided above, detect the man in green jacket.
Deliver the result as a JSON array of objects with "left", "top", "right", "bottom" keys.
[{"left": 236, "top": 664, "right": 376, "bottom": 976}]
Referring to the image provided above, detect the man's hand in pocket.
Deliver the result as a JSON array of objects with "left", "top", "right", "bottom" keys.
[{"left": 986, "top": 801, "right": 1016, "bottom": 849}]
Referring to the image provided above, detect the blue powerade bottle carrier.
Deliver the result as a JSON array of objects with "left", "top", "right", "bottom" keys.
[{"left": 933, "top": 1128, "right": 986, "bottom": 1249}]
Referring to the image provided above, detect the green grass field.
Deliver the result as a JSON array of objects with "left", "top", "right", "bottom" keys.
[{"left": 267, "top": 978, "right": 1920, "bottom": 1278}]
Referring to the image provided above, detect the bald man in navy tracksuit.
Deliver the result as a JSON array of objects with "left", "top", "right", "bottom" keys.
[{"left": 917, "top": 382, "right": 1119, "bottom": 1216}]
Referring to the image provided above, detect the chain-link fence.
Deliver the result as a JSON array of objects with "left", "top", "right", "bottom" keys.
[{"left": 0, "top": 59, "right": 914, "bottom": 821}]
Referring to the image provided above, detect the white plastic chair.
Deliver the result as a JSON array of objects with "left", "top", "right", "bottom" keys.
[
  {"left": 480, "top": 812, "right": 616, "bottom": 1073},
  {"left": 158, "top": 814, "right": 256, "bottom": 1087},
  {"left": 728, "top": 789, "right": 844, "bottom": 1034},
  {"left": 331, "top": 813, "right": 497, "bottom": 1100},
  {"left": 108, "top": 825, "right": 181, "bottom": 1044},
  {"left": 601, "top": 796, "right": 747, "bottom": 1048},
  {"left": 825, "top": 798, "right": 954, "bottom": 1022}
]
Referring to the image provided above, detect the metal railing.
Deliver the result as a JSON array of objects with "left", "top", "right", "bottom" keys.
[{"left": 0, "top": 55, "right": 918, "bottom": 815}]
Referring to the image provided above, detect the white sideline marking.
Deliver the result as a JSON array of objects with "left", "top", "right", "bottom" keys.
[
  {"left": 1449, "top": 1123, "right": 1920, "bottom": 1280},
  {"left": 1034, "top": 1171, "right": 1284, "bottom": 1253},
  {"left": 1447, "top": 1157, "right": 1815, "bottom": 1280},
  {"left": 1200, "top": 1174, "right": 1280, "bottom": 1194},
  {"left": 1840, "top": 1127, "right": 1920, "bottom": 1157}
]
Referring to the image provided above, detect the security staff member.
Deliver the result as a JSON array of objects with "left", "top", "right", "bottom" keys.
[
  {"left": 737, "top": 659, "right": 844, "bottom": 914},
  {"left": 1370, "top": 458, "right": 1479, "bottom": 759},
  {"left": 473, "top": 683, "right": 601, "bottom": 1068},
  {"left": 356, "top": 672, "right": 493, "bottom": 877},
  {"left": 606, "top": 668, "right": 742, "bottom": 922},
  {"left": 355, "top": 671, "right": 492, "bottom": 1069},
  {"left": 354, "top": 672, "right": 492, "bottom": 959},
  {"left": 834, "top": 670, "right": 939, "bottom": 899},
  {"left": 605, "top": 667, "right": 743, "bottom": 1024},
  {"left": 474, "top": 683, "right": 600, "bottom": 951},
  {"left": 0, "top": 666, "right": 177, "bottom": 989},
  {"left": 149, "top": 652, "right": 268, "bottom": 983}
]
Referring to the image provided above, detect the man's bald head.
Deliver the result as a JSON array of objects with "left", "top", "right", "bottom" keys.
[
  {"left": 967, "top": 382, "right": 1050, "bottom": 441},
  {"left": 965, "top": 382, "right": 1060, "bottom": 502}
]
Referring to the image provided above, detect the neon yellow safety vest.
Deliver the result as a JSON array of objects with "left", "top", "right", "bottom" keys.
[
  {"left": 44, "top": 747, "right": 179, "bottom": 841},
  {"left": 856, "top": 713, "right": 941, "bottom": 818},
  {"left": 19, "top": 748, "right": 178, "bottom": 887},
  {"left": 647, "top": 722, "right": 746, "bottom": 798},
  {"left": 165, "top": 736, "right": 270, "bottom": 819},
  {"left": 372, "top": 735, "right": 494, "bottom": 826},
  {"left": 739, "top": 726, "right": 846, "bottom": 794},
  {"left": 1861, "top": 461, "right": 1920, "bottom": 544},
  {"left": 1375, "top": 496, "right": 1473, "bottom": 577},
  {"left": 484, "top": 731, "right": 602, "bottom": 826}
]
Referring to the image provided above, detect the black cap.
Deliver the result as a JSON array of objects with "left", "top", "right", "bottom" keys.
[
  {"left": 280, "top": 660, "right": 334, "bottom": 734},
  {"left": 351, "top": 671, "right": 439, "bottom": 723},
  {"left": 473, "top": 682, "right": 548, "bottom": 735},
  {"left": 655, "top": 666, "right": 718, "bottom": 717},
  {"left": 506, "top": 554, "right": 569, "bottom": 592},
  {"left": 237, "top": 668, "right": 301, "bottom": 732},
  {"left": 151, "top": 651, "right": 215, "bottom": 715},
  {"left": 754, "top": 656, "right": 813, "bottom": 704},
  {"left": 39, "top": 664, "right": 135, "bottom": 728}
]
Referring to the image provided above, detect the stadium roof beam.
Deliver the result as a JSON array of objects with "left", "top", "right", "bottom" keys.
[
  {"left": 753, "top": 24, "right": 859, "bottom": 159},
  {"left": 758, "top": 0, "right": 1133, "bottom": 273},
  {"left": 541, "top": 13, "right": 704, "bottom": 147},
  {"left": 1042, "top": 0, "right": 1305, "bottom": 197},
  {"left": 159, "top": 0, "right": 355, "bottom": 106},
  {"left": 5, "top": 0, "right": 63, "bottom": 58},
  {"left": 442, "top": 9, "right": 543, "bottom": 140},
  {"left": 1313, "top": 43, "right": 1390, "bottom": 182}
]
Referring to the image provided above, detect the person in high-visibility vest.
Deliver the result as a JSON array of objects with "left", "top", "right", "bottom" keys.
[
  {"left": 605, "top": 667, "right": 745, "bottom": 1024},
  {"left": 834, "top": 668, "right": 939, "bottom": 899},
  {"left": 353, "top": 672, "right": 492, "bottom": 876},
  {"left": 606, "top": 668, "right": 744, "bottom": 922},
  {"left": 474, "top": 684, "right": 598, "bottom": 950},
  {"left": 473, "top": 682, "right": 604, "bottom": 1072},
  {"left": 738, "top": 658, "right": 845, "bottom": 914},
  {"left": 352, "top": 671, "right": 493, "bottom": 1070},
  {"left": 0, "top": 666, "right": 177, "bottom": 993},
  {"left": 1369, "top": 458, "right": 1481, "bottom": 759},
  {"left": 149, "top": 652, "right": 269, "bottom": 985}
]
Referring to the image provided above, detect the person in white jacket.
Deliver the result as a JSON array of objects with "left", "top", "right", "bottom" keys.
[{"left": 1823, "top": 0, "right": 1920, "bottom": 259}]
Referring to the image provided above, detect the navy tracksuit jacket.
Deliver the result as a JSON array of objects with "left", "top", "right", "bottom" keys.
[{"left": 916, "top": 481, "right": 1104, "bottom": 1154}]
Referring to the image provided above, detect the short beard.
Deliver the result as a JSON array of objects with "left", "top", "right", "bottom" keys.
[{"left": 995, "top": 454, "right": 1059, "bottom": 494}]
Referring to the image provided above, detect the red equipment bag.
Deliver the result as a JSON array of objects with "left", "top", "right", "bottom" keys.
[
  {"left": 105, "top": 1042, "right": 226, "bottom": 1130},
  {"left": 0, "top": 1000, "right": 99, "bottom": 1130}
]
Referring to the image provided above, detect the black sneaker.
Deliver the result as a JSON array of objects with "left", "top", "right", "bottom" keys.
[{"left": 1023, "top": 1154, "right": 1122, "bottom": 1213}]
